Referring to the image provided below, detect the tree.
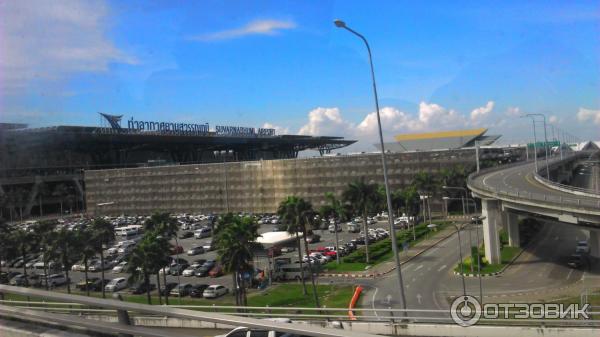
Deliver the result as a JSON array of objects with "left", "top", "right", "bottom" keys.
[
  {"left": 278, "top": 196, "right": 320, "bottom": 308},
  {"left": 11, "top": 228, "right": 34, "bottom": 278},
  {"left": 412, "top": 172, "right": 438, "bottom": 196},
  {"left": 33, "top": 220, "right": 56, "bottom": 289},
  {"left": 342, "top": 180, "right": 379, "bottom": 264},
  {"left": 277, "top": 197, "right": 307, "bottom": 295},
  {"left": 49, "top": 227, "right": 81, "bottom": 293},
  {"left": 126, "top": 230, "right": 168, "bottom": 305},
  {"left": 144, "top": 212, "right": 179, "bottom": 304},
  {"left": 321, "top": 192, "right": 348, "bottom": 264},
  {"left": 0, "top": 220, "right": 16, "bottom": 276},
  {"left": 214, "top": 214, "right": 261, "bottom": 306},
  {"left": 79, "top": 227, "right": 98, "bottom": 296},
  {"left": 91, "top": 218, "right": 115, "bottom": 299}
]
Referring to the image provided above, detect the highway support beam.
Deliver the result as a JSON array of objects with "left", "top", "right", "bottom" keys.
[
  {"left": 482, "top": 199, "right": 501, "bottom": 264},
  {"left": 507, "top": 212, "right": 520, "bottom": 247}
]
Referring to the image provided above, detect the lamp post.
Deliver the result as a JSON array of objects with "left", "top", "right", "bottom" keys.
[
  {"left": 524, "top": 114, "right": 550, "bottom": 178},
  {"left": 521, "top": 115, "right": 538, "bottom": 172},
  {"left": 334, "top": 19, "right": 407, "bottom": 314},
  {"left": 453, "top": 224, "right": 467, "bottom": 296}
]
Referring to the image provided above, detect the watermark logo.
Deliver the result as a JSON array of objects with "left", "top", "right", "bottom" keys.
[{"left": 450, "top": 296, "right": 590, "bottom": 327}]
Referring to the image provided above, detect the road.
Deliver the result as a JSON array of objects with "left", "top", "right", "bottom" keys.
[{"left": 359, "top": 220, "right": 587, "bottom": 321}]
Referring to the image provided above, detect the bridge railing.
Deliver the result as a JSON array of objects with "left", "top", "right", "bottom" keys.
[
  {"left": 1, "top": 285, "right": 599, "bottom": 331},
  {"left": 468, "top": 152, "right": 600, "bottom": 211},
  {"left": 532, "top": 151, "right": 600, "bottom": 198}
]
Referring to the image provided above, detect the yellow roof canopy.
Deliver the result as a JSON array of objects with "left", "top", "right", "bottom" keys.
[{"left": 394, "top": 128, "right": 487, "bottom": 141}]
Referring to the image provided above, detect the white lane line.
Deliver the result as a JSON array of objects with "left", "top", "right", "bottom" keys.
[
  {"left": 566, "top": 268, "right": 574, "bottom": 280},
  {"left": 437, "top": 264, "right": 447, "bottom": 272},
  {"left": 414, "top": 264, "right": 423, "bottom": 272},
  {"left": 372, "top": 287, "right": 379, "bottom": 319}
]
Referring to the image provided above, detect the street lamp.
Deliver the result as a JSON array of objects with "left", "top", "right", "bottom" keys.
[
  {"left": 334, "top": 19, "right": 407, "bottom": 314},
  {"left": 521, "top": 115, "right": 539, "bottom": 172},
  {"left": 523, "top": 114, "right": 550, "bottom": 178}
]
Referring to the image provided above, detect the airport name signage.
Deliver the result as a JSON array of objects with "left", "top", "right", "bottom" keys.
[
  {"left": 215, "top": 125, "right": 275, "bottom": 137},
  {"left": 121, "top": 116, "right": 275, "bottom": 137}
]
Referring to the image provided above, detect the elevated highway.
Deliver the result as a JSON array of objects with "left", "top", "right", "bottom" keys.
[{"left": 468, "top": 152, "right": 600, "bottom": 263}]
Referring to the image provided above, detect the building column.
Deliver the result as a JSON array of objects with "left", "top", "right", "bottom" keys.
[
  {"left": 482, "top": 199, "right": 501, "bottom": 264},
  {"left": 589, "top": 230, "right": 600, "bottom": 259},
  {"left": 506, "top": 212, "right": 520, "bottom": 247}
]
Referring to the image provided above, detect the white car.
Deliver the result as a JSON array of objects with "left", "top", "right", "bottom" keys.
[
  {"left": 105, "top": 277, "right": 128, "bottom": 292},
  {"left": 280, "top": 246, "right": 295, "bottom": 253},
  {"left": 112, "top": 261, "right": 127, "bottom": 273},
  {"left": 203, "top": 285, "right": 228, "bottom": 298},
  {"left": 328, "top": 224, "right": 342, "bottom": 233},
  {"left": 194, "top": 227, "right": 212, "bottom": 239},
  {"left": 182, "top": 266, "right": 200, "bottom": 277}
]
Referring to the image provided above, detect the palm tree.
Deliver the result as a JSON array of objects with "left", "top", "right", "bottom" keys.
[
  {"left": 91, "top": 218, "right": 115, "bottom": 298},
  {"left": 49, "top": 227, "right": 81, "bottom": 293},
  {"left": 11, "top": 228, "right": 34, "bottom": 278},
  {"left": 144, "top": 212, "right": 179, "bottom": 304},
  {"left": 33, "top": 221, "right": 56, "bottom": 289},
  {"left": 277, "top": 197, "right": 308, "bottom": 295},
  {"left": 79, "top": 227, "right": 98, "bottom": 296},
  {"left": 322, "top": 192, "right": 348, "bottom": 264},
  {"left": 126, "top": 230, "right": 167, "bottom": 305},
  {"left": 343, "top": 180, "right": 379, "bottom": 264},
  {"left": 0, "top": 220, "right": 16, "bottom": 276},
  {"left": 278, "top": 196, "right": 320, "bottom": 308},
  {"left": 412, "top": 172, "right": 438, "bottom": 196},
  {"left": 214, "top": 214, "right": 261, "bottom": 306}
]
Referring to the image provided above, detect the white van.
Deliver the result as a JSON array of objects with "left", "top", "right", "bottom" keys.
[
  {"left": 194, "top": 227, "right": 211, "bottom": 239},
  {"left": 115, "top": 227, "right": 137, "bottom": 237},
  {"left": 274, "top": 263, "right": 310, "bottom": 281}
]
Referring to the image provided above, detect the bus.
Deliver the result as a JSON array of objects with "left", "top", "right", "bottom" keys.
[{"left": 273, "top": 263, "right": 311, "bottom": 281}]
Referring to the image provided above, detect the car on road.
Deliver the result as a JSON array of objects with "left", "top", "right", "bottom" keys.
[
  {"left": 170, "top": 283, "right": 193, "bottom": 297},
  {"left": 575, "top": 241, "right": 590, "bottom": 254},
  {"left": 202, "top": 284, "right": 228, "bottom": 298},
  {"left": 105, "top": 277, "right": 128, "bottom": 292},
  {"left": 189, "top": 284, "right": 209, "bottom": 298},
  {"left": 187, "top": 245, "right": 205, "bottom": 256},
  {"left": 567, "top": 254, "right": 586, "bottom": 269}
]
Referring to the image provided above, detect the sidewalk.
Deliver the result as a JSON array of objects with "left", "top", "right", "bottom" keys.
[{"left": 319, "top": 225, "right": 458, "bottom": 278}]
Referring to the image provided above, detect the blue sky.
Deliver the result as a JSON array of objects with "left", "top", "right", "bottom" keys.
[{"left": 1, "top": 0, "right": 599, "bottom": 151}]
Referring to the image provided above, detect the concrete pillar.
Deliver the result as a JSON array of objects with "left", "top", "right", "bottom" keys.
[
  {"left": 590, "top": 230, "right": 600, "bottom": 259},
  {"left": 506, "top": 212, "right": 520, "bottom": 247},
  {"left": 482, "top": 199, "right": 501, "bottom": 264}
]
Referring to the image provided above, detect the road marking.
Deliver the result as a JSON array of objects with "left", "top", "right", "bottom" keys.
[
  {"left": 416, "top": 293, "right": 422, "bottom": 305},
  {"left": 414, "top": 264, "right": 423, "bottom": 271},
  {"left": 437, "top": 264, "right": 447, "bottom": 272},
  {"left": 566, "top": 268, "right": 574, "bottom": 280},
  {"left": 371, "top": 287, "right": 379, "bottom": 319}
]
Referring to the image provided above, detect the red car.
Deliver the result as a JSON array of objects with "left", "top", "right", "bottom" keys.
[
  {"left": 312, "top": 247, "right": 337, "bottom": 257},
  {"left": 208, "top": 265, "right": 223, "bottom": 277}
]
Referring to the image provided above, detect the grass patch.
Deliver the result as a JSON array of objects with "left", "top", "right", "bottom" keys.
[
  {"left": 321, "top": 221, "right": 451, "bottom": 272},
  {"left": 0, "top": 284, "right": 355, "bottom": 310},
  {"left": 455, "top": 245, "right": 522, "bottom": 275}
]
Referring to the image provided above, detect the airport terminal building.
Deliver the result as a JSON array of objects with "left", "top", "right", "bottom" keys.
[{"left": 1, "top": 116, "right": 520, "bottom": 218}]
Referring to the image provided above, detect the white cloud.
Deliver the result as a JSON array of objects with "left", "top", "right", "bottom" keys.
[
  {"left": 470, "top": 101, "right": 495, "bottom": 121},
  {"left": 262, "top": 122, "right": 289, "bottom": 135},
  {"left": 298, "top": 107, "right": 354, "bottom": 136},
  {"left": 506, "top": 106, "right": 521, "bottom": 117},
  {"left": 576, "top": 107, "right": 600, "bottom": 125},
  {"left": 548, "top": 115, "right": 559, "bottom": 124},
  {"left": 190, "top": 19, "right": 296, "bottom": 42},
  {"left": 0, "top": 0, "right": 136, "bottom": 93}
]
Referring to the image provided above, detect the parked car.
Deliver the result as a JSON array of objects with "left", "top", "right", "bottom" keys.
[
  {"left": 208, "top": 265, "right": 224, "bottom": 277},
  {"left": 130, "top": 282, "right": 156, "bottom": 294},
  {"left": 280, "top": 246, "right": 295, "bottom": 253},
  {"left": 179, "top": 231, "right": 194, "bottom": 239},
  {"left": 182, "top": 266, "right": 201, "bottom": 277},
  {"left": 159, "top": 282, "right": 178, "bottom": 296},
  {"left": 9, "top": 274, "right": 28, "bottom": 286},
  {"left": 170, "top": 262, "right": 190, "bottom": 276},
  {"left": 306, "top": 234, "right": 320, "bottom": 244},
  {"left": 105, "top": 277, "right": 128, "bottom": 292},
  {"left": 187, "top": 246, "right": 205, "bottom": 256},
  {"left": 194, "top": 227, "right": 212, "bottom": 239},
  {"left": 170, "top": 283, "right": 193, "bottom": 297},
  {"left": 202, "top": 285, "right": 228, "bottom": 298},
  {"left": 112, "top": 261, "right": 127, "bottom": 273},
  {"left": 194, "top": 262, "right": 215, "bottom": 277},
  {"left": 45, "top": 274, "right": 68, "bottom": 287},
  {"left": 189, "top": 284, "right": 209, "bottom": 298},
  {"left": 328, "top": 224, "right": 342, "bottom": 233}
]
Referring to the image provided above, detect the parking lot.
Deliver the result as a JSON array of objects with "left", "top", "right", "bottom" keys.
[{"left": 2, "top": 214, "right": 392, "bottom": 300}]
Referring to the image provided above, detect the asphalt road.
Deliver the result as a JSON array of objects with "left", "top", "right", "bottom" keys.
[
  {"left": 358, "top": 220, "right": 587, "bottom": 321},
  {"left": 471, "top": 157, "right": 599, "bottom": 209}
]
